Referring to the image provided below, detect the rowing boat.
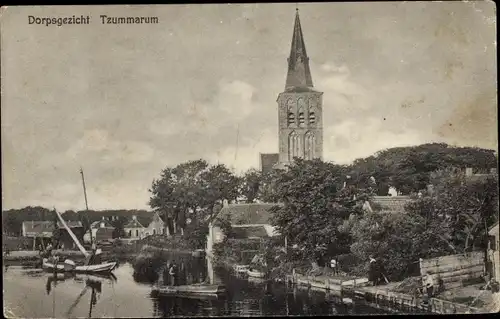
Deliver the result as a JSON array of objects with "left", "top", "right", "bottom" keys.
[
  {"left": 42, "top": 258, "right": 117, "bottom": 274},
  {"left": 247, "top": 269, "right": 266, "bottom": 278},
  {"left": 152, "top": 283, "right": 226, "bottom": 296}
]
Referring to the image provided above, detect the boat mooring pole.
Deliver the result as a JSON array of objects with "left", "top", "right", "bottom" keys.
[{"left": 80, "top": 168, "right": 93, "bottom": 246}]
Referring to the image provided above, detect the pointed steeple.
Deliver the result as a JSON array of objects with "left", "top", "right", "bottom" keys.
[{"left": 285, "top": 9, "right": 314, "bottom": 90}]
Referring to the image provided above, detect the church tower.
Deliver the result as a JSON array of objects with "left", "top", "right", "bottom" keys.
[{"left": 276, "top": 9, "right": 323, "bottom": 166}]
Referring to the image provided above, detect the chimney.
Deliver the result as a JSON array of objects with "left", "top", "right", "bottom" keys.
[{"left": 465, "top": 167, "right": 473, "bottom": 176}]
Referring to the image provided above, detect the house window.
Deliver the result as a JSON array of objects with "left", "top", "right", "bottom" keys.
[
  {"left": 128, "top": 230, "right": 132, "bottom": 237},
  {"left": 135, "top": 229, "right": 139, "bottom": 237},
  {"left": 153, "top": 229, "right": 156, "bottom": 235},
  {"left": 309, "top": 112, "right": 316, "bottom": 124},
  {"left": 287, "top": 112, "right": 295, "bottom": 126}
]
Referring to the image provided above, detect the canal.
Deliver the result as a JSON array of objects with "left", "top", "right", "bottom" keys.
[{"left": 3, "top": 261, "right": 393, "bottom": 317}]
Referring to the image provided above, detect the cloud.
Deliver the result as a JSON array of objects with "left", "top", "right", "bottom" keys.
[
  {"left": 207, "top": 127, "right": 277, "bottom": 173},
  {"left": 325, "top": 118, "right": 424, "bottom": 164},
  {"left": 66, "top": 129, "right": 154, "bottom": 164},
  {"left": 150, "top": 80, "right": 258, "bottom": 138}
]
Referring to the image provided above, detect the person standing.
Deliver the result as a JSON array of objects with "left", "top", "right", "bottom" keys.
[
  {"left": 368, "top": 255, "right": 378, "bottom": 286},
  {"left": 330, "top": 257, "right": 339, "bottom": 275},
  {"left": 169, "top": 262, "right": 178, "bottom": 286}
]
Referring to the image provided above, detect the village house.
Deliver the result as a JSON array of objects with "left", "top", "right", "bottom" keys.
[
  {"left": 124, "top": 215, "right": 146, "bottom": 240},
  {"left": 83, "top": 216, "right": 115, "bottom": 244},
  {"left": 465, "top": 167, "right": 497, "bottom": 180},
  {"left": 21, "top": 220, "right": 84, "bottom": 250},
  {"left": 143, "top": 211, "right": 165, "bottom": 237},
  {"left": 206, "top": 201, "right": 282, "bottom": 261}
]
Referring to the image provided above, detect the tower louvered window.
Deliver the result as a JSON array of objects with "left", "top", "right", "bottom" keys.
[
  {"left": 288, "top": 112, "right": 295, "bottom": 125},
  {"left": 309, "top": 112, "right": 316, "bottom": 124},
  {"left": 298, "top": 112, "right": 305, "bottom": 126}
]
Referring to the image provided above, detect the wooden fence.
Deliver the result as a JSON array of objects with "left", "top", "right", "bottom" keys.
[{"left": 420, "top": 251, "right": 485, "bottom": 290}]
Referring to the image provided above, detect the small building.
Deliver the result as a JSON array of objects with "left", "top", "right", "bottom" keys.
[
  {"left": 21, "top": 221, "right": 54, "bottom": 250},
  {"left": 206, "top": 202, "right": 282, "bottom": 256},
  {"left": 144, "top": 211, "right": 165, "bottom": 237},
  {"left": 362, "top": 196, "right": 412, "bottom": 214},
  {"left": 488, "top": 222, "right": 500, "bottom": 281},
  {"left": 22, "top": 220, "right": 84, "bottom": 250},
  {"left": 465, "top": 167, "right": 497, "bottom": 181},
  {"left": 83, "top": 217, "right": 115, "bottom": 243},
  {"left": 124, "top": 215, "right": 146, "bottom": 240}
]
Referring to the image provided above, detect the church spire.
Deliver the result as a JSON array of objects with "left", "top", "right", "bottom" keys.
[{"left": 285, "top": 9, "right": 314, "bottom": 90}]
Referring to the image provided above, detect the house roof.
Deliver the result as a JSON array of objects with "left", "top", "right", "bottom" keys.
[
  {"left": 22, "top": 221, "right": 83, "bottom": 237},
  {"left": 124, "top": 217, "right": 145, "bottom": 228},
  {"left": 150, "top": 211, "right": 164, "bottom": 224},
  {"left": 366, "top": 196, "right": 412, "bottom": 213},
  {"left": 90, "top": 218, "right": 114, "bottom": 229},
  {"left": 489, "top": 223, "right": 499, "bottom": 236},
  {"left": 231, "top": 225, "right": 270, "bottom": 239},
  {"left": 216, "top": 203, "right": 282, "bottom": 225}
]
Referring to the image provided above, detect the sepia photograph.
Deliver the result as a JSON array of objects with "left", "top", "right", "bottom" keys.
[{"left": 1, "top": 2, "right": 498, "bottom": 317}]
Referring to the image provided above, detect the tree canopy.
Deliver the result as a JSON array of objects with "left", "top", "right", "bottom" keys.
[
  {"left": 148, "top": 159, "right": 240, "bottom": 235},
  {"left": 269, "top": 158, "right": 373, "bottom": 264},
  {"left": 346, "top": 143, "right": 497, "bottom": 195}
]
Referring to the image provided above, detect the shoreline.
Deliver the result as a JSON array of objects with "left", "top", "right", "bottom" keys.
[{"left": 214, "top": 257, "right": 486, "bottom": 314}]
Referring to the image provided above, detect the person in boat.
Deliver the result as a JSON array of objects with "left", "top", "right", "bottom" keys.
[{"left": 85, "top": 243, "right": 102, "bottom": 265}]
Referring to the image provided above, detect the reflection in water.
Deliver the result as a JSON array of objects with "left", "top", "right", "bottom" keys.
[
  {"left": 44, "top": 271, "right": 117, "bottom": 318},
  {"left": 4, "top": 257, "right": 397, "bottom": 318}
]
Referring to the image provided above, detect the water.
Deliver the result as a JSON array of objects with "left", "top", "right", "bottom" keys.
[{"left": 3, "top": 262, "right": 392, "bottom": 317}]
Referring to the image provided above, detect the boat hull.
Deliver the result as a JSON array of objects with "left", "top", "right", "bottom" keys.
[
  {"left": 152, "top": 284, "right": 226, "bottom": 296},
  {"left": 42, "top": 259, "right": 117, "bottom": 274},
  {"left": 247, "top": 270, "right": 266, "bottom": 278}
]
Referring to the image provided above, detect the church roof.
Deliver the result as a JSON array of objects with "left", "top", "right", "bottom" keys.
[
  {"left": 285, "top": 9, "right": 314, "bottom": 90},
  {"left": 260, "top": 153, "right": 279, "bottom": 174}
]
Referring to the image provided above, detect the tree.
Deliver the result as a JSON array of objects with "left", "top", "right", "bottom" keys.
[
  {"left": 269, "top": 158, "right": 372, "bottom": 267},
  {"left": 407, "top": 169, "right": 499, "bottom": 253},
  {"left": 346, "top": 143, "right": 497, "bottom": 195},
  {"left": 239, "top": 169, "right": 262, "bottom": 203},
  {"left": 112, "top": 219, "right": 126, "bottom": 239},
  {"left": 257, "top": 168, "right": 284, "bottom": 203},
  {"left": 3, "top": 213, "right": 22, "bottom": 236},
  {"left": 149, "top": 160, "right": 240, "bottom": 236}
]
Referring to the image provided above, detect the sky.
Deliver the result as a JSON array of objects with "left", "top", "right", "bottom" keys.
[{"left": 1, "top": 3, "right": 497, "bottom": 211}]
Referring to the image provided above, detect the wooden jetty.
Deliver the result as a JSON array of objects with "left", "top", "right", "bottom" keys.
[
  {"left": 285, "top": 272, "right": 484, "bottom": 314},
  {"left": 352, "top": 284, "right": 484, "bottom": 314}
]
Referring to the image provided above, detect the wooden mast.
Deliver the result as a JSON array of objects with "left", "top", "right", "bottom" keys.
[{"left": 80, "top": 167, "right": 93, "bottom": 246}]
